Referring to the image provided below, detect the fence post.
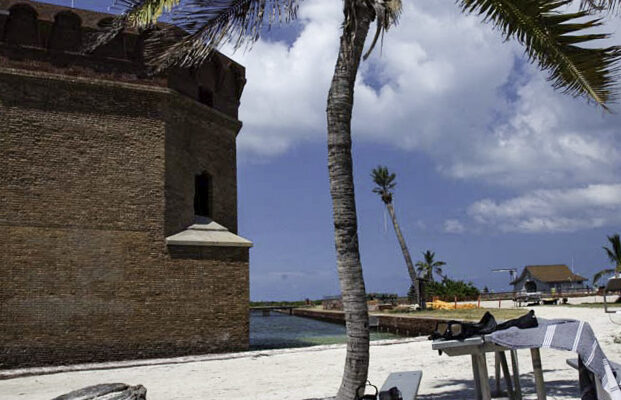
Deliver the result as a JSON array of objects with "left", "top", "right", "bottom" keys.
[
  {"left": 498, "top": 299, "right": 502, "bottom": 308},
  {"left": 454, "top": 296, "right": 457, "bottom": 309},
  {"left": 478, "top": 295, "right": 481, "bottom": 309}
]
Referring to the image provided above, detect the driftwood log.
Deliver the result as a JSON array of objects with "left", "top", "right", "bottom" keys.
[{"left": 51, "top": 383, "right": 147, "bottom": 400}]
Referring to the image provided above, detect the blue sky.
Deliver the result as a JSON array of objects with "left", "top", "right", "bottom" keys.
[{"left": 51, "top": 0, "right": 621, "bottom": 300}]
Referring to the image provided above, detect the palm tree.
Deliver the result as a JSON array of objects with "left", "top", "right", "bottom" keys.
[
  {"left": 416, "top": 250, "right": 447, "bottom": 282},
  {"left": 593, "top": 234, "right": 621, "bottom": 287},
  {"left": 371, "top": 166, "right": 419, "bottom": 304},
  {"left": 92, "top": 0, "right": 620, "bottom": 398}
]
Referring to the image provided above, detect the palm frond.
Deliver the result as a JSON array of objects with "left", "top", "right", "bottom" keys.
[
  {"left": 459, "top": 0, "right": 621, "bottom": 107},
  {"left": 415, "top": 261, "right": 427, "bottom": 273},
  {"left": 371, "top": 166, "right": 396, "bottom": 203},
  {"left": 363, "top": 0, "right": 403, "bottom": 60},
  {"left": 604, "top": 246, "right": 617, "bottom": 263},
  {"left": 143, "top": 0, "right": 300, "bottom": 72},
  {"left": 83, "top": 11, "right": 128, "bottom": 53},
  {"left": 89, "top": 0, "right": 299, "bottom": 71},
  {"left": 423, "top": 251, "right": 435, "bottom": 264},
  {"left": 121, "top": 0, "right": 181, "bottom": 27},
  {"left": 593, "top": 268, "right": 615, "bottom": 286},
  {"left": 84, "top": 0, "right": 180, "bottom": 53},
  {"left": 371, "top": 166, "right": 396, "bottom": 188},
  {"left": 604, "top": 233, "right": 621, "bottom": 264},
  {"left": 580, "top": 0, "right": 620, "bottom": 14}
]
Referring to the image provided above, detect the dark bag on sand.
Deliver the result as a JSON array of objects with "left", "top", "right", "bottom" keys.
[{"left": 379, "top": 386, "right": 403, "bottom": 400}]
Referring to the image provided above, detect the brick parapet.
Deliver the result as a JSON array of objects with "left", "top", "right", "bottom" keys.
[{"left": 0, "top": 0, "right": 246, "bottom": 119}]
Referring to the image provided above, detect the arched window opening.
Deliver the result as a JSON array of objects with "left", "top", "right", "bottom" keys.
[
  {"left": 198, "top": 86, "right": 214, "bottom": 107},
  {"left": 194, "top": 172, "right": 212, "bottom": 218},
  {"left": 49, "top": 11, "right": 82, "bottom": 52},
  {"left": 3, "top": 4, "right": 39, "bottom": 46}
]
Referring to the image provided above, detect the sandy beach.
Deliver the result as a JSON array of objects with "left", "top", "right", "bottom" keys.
[{"left": 2, "top": 305, "right": 620, "bottom": 400}]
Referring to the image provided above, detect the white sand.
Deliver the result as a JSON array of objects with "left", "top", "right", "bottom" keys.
[{"left": 2, "top": 305, "right": 620, "bottom": 400}]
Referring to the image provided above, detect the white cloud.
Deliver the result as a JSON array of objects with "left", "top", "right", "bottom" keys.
[
  {"left": 224, "top": 0, "right": 621, "bottom": 235},
  {"left": 228, "top": 0, "right": 519, "bottom": 156},
  {"left": 444, "top": 219, "right": 465, "bottom": 234},
  {"left": 225, "top": 0, "right": 341, "bottom": 156},
  {"left": 228, "top": 0, "right": 621, "bottom": 190},
  {"left": 467, "top": 184, "right": 621, "bottom": 233},
  {"left": 441, "top": 72, "right": 621, "bottom": 188}
]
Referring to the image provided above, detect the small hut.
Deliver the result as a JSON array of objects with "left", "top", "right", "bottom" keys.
[{"left": 511, "top": 265, "right": 587, "bottom": 293}]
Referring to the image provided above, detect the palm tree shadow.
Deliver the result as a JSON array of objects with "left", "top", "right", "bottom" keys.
[{"left": 417, "top": 371, "right": 579, "bottom": 399}]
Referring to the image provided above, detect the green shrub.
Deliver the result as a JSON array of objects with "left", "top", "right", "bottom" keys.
[
  {"left": 408, "top": 278, "right": 480, "bottom": 302},
  {"left": 367, "top": 292, "right": 398, "bottom": 303}
]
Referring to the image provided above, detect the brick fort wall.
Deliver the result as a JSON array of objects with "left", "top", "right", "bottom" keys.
[{"left": 0, "top": 0, "right": 249, "bottom": 368}]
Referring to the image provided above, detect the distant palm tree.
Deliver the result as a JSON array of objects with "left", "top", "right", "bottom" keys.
[
  {"left": 371, "top": 166, "right": 419, "bottom": 304},
  {"left": 416, "top": 250, "right": 446, "bottom": 282},
  {"left": 593, "top": 234, "right": 621, "bottom": 287}
]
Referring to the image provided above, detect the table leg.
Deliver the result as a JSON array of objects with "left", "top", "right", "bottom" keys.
[
  {"left": 476, "top": 353, "right": 492, "bottom": 400},
  {"left": 510, "top": 350, "right": 522, "bottom": 400},
  {"left": 472, "top": 354, "right": 482, "bottom": 400},
  {"left": 493, "top": 352, "right": 501, "bottom": 397},
  {"left": 499, "top": 351, "right": 515, "bottom": 400},
  {"left": 530, "top": 348, "right": 547, "bottom": 400}
]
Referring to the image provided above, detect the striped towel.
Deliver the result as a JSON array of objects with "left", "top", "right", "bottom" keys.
[{"left": 489, "top": 318, "right": 621, "bottom": 400}]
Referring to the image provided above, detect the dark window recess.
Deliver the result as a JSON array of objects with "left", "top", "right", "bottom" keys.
[
  {"left": 194, "top": 173, "right": 211, "bottom": 217},
  {"left": 525, "top": 281, "right": 537, "bottom": 293},
  {"left": 4, "top": 4, "right": 39, "bottom": 46},
  {"left": 198, "top": 87, "right": 214, "bottom": 107},
  {"left": 49, "top": 11, "right": 82, "bottom": 52}
]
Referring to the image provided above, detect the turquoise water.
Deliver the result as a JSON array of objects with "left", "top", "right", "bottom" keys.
[{"left": 249, "top": 310, "right": 402, "bottom": 349}]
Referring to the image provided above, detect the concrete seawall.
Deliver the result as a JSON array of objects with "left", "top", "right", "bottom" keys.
[{"left": 292, "top": 309, "right": 444, "bottom": 337}]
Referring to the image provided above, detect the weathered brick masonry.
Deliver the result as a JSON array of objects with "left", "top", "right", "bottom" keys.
[{"left": 0, "top": 0, "right": 251, "bottom": 368}]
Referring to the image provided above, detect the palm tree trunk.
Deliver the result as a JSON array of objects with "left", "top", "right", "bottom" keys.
[
  {"left": 326, "top": 3, "right": 373, "bottom": 400},
  {"left": 385, "top": 203, "right": 420, "bottom": 303}
]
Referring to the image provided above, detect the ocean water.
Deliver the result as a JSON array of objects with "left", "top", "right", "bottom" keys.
[{"left": 249, "top": 310, "right": 401, "bottom": 349}]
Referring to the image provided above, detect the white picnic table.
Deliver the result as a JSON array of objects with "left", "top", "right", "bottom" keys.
[{"left": 432, "top": 335, "right": 546, "bottom": 400}]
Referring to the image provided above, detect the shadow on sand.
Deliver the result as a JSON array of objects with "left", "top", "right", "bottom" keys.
[{"left": 418, "top": 370, "right": 579, "bottom": 399}]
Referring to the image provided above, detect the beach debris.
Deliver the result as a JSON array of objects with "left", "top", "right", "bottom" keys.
[
  {"left": 392, "top": 304, "right": 420, "bottom": 312},
  {"left": 428, "top": 300, "right": 476, "bottom": 310},
  {"left": 51, "top": 383, "right": 147, "bottom": 400}
]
